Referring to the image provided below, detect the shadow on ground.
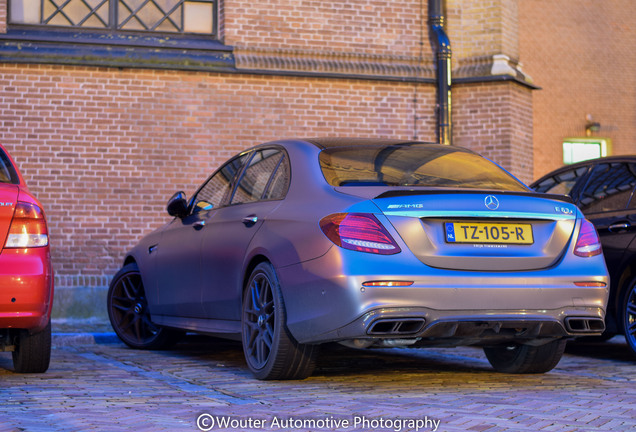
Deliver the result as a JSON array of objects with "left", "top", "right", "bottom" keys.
[{"left": 565, "top": 335, "right": 634, "bottom": 363}]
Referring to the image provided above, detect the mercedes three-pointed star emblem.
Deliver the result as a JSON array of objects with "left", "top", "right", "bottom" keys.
[{"left": 484, "top": 195, "right": 500, "bottom": 210}]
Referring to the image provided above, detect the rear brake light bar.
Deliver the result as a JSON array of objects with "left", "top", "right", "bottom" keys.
[
  {"left": 573, "top": 281, "right": 607, "bottom": 287},
  {"left": 362, "top": 281, "right": 414, "bottom": 287}
]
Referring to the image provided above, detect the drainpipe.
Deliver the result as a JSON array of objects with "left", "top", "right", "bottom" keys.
[{"left": 428, "top": 0, "right": 452, "bottom": 145}]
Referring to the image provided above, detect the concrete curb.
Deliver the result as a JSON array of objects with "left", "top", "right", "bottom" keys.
[{"left": 52, "top": 332, "right": 120, "bottom": 347}]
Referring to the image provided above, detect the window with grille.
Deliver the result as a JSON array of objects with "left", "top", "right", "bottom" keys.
[{"left": 9, "top": 0, "right": 216, "bottom": 35}]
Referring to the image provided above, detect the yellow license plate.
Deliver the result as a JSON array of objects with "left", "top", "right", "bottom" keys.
[{"left": 445, "top": 222, "right": 534, "bottom": 245}]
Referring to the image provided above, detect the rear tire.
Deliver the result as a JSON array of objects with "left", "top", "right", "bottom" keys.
[
  {"left": 484, "top": 339, "right": 566, "bottom": 374},
  {"left": 107, "top": 263, "right": 182, "bottom": 350},
  {"left": 12, "top": 320, "right": 51, "bottom": 373},
  {"left": 621, "top": 277, "right": 636, "bottom": 357},
  {"left": 242, "top": 262, "right": 317, "bottom": 380}
]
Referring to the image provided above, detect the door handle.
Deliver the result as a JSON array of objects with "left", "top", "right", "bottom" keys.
[
  {"left": 608, "top": 222, "right": 630, "bottom": 232},
  {"left": 193, "top": 220, "right": 206, "bottom": 230},
  {"left": 242, "top": 215, "right": 258, "bottom": 227}
]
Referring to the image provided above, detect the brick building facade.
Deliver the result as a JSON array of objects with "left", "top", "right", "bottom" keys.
[
  {"left": 0, "top": 0, "right": 631, "bottom": 317},
  {"left": 519, "top": 0, "right": 636, "bottom": 178}
]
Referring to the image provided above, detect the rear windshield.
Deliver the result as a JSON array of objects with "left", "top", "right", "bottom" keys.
[
  {"left": 0, "top": 149, "right": 18, "bottom": 184},
  {"left": 319, "top": 143, "right": 528, "bottom": 192}
]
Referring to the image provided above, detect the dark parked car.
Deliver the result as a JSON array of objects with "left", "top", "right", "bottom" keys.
[
  {"left": 108, "top": 139, "right": 609, "bottom": 379},
  {"left": 0, "top": 143, "right": 54, "bottom": 373},
  {"left": 531, "top": 156, "right": 636, "bottom": 356}
]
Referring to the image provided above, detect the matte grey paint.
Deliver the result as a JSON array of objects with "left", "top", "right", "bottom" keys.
[{"left": 123, "top": 139, "right": 609, "bottom": 349}]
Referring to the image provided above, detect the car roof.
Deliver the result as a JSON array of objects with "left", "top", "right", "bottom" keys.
[
  {"left": 304, "top": 137, "right": 436, "bottom": 149},
  {"left": 532, "top": 154, "right": 636, "bottom": 187}
]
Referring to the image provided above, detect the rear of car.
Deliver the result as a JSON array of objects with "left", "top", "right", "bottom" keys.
[
  {"left": 0, "top": 144, "right": 53, "bottom": 373},
  {"left": 278, "top": 142, "right": 609, "bottom": 373}
]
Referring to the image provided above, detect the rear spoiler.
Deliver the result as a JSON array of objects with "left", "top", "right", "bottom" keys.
[{"left": 374, "top": 189, "right": 574, "bottom": 204}]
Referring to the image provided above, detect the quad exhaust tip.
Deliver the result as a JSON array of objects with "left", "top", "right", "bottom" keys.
[
  {"left": 564, "top": 317, "right": 605, "bottom": 333},
  {"left": 367, "top": 318, "right": 426, "bottom": 335}
]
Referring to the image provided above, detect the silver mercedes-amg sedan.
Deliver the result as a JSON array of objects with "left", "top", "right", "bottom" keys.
[{"left": 107, "top": 138, "right": 609, "bottom": 379}]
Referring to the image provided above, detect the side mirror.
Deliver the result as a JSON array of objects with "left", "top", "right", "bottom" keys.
[{"left": 166, "top": 191, "right": 188, "bottom": 218}]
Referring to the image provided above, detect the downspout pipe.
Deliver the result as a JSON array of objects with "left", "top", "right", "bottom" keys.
[{"left": 428, "top": 0, "right": 452, "bottom": 145}]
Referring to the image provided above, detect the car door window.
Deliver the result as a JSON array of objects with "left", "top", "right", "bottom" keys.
[
  {"left": 193, "top": 154, "right": 250, "bottom": 212},
  {"left": 579, "top": 162, "right": 636, "bottom": 213},
  {"left": 263, "top": 154, "right": 290, "bottom": 200},
  {"left": 533, "top": 166, "right": 589, "bottom": 196},
  {"left": 628, "top": 185, "right": 636, "bottom": 209},
  {"left": 231, "top": 149, "right": 285, "bottom": 204}
]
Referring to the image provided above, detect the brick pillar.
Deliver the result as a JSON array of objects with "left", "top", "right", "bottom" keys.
[
  {"left": 453, "top": 81, "right": 534, "bottom": 184},
  {"left": 445, "top": 0, "right": 535, "bottom": 183},
  {"left": 448, "top": 0, "right": 520, "bottom": 64}
]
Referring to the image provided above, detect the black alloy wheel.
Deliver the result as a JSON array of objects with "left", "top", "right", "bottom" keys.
[
  {"left": 622, "top": 277, "right": 636, "bottom": 357},
  {"left": 243, "top": 268, "right": 275, "bottom": 370},
  {"left": 107, "top": 263, "right": 181, "bottom": 349},
  {"left": 242, "top": 262, "right": 317, "bottom": 380}
]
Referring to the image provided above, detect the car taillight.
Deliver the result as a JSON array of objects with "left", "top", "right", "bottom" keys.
[
  {"left": 573, "top": 219, "right": 601, "bottom": 257},
  {"left": 319, "top": 213, "right": 401, "bottom": 255},
  {"left": 4, "top": 202, "right": 49, "bottom": 248}
]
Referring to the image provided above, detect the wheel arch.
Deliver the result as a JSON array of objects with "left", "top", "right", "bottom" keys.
[
  {"left": 239, "top": 253, "right": 318, "bottom": 379},
  {"left": 242, "top": 254, "right": 272, "bottom": 295},
  {"left": 123, "top": 255, "right": 137, "bottom": 267}
]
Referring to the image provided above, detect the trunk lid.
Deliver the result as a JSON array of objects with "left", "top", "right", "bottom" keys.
[{"left": 372, "top": 190, "right": 578, "bottom": 271}]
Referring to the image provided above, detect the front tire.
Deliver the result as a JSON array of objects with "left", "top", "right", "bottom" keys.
[
  {"left": 241, "top": 262, "right": 317, "bottom": 380},
  {"left": 107, "top": 262, "right": 182, "bottom": 350},
  {"left": 621, "top": 277, "right": 636, "bottom": 357},
  {"left": 484, "top": 339, "right": 566, "bottom": 374},
  {"left": 12, "top": 320, "right": 51, "bottom": 373}
]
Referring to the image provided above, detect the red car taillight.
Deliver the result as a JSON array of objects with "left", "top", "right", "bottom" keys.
[
  {"left": 4, "top": 202, "right": 49, "bottom": 248},
  {"left": 573, "top": 219, "right": 602, "bottom": 257},
  {"left": 319, "top": 213, "right": 401, "bottom": 255}
]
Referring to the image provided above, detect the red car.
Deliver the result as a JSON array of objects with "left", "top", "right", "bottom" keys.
[{"left": 0, "top": 143, "right": 53, "bottom": 373}]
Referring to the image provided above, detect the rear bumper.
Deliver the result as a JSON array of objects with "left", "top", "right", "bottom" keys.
[
  {"left": 278, "top": 246, "right": 609, "bottom": 345},
  {"left": 0, "top": 247, "right": 54, "bottom": 333},
  {"left": 307, "top": 306, "right": 605, "bottom": 346}
]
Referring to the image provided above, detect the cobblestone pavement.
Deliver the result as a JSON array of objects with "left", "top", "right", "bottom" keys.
[{"left": 1, "top": 328, "right": 635, "bottom": 432}]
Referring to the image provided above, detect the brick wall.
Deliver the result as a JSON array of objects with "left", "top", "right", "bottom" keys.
[
  {"left": 519, "top": 0, "right": 636, "bottom": 178},
  {"left": 225, "top": 0, "right": 427, "bottom": 57},
  {"left": 448, "top": 0, "right": 519, "bottom": 63},
  {"left": 453, "top": 81, "right": 534, "bottom": 183},
  {"left": 0, "top": 64, "right": 438, "bottom": 287},
  {"left": 0, "top": 0, "right": 541, "bottom": 298}
]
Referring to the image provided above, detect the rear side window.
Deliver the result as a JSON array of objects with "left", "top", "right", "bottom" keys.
[
  {"left": 579, "top": 162, "right": 636, "bottom": 213},
  {"left": 319, "top": 144, "right": 528, "bottom": 192},
  {"left": 232, "top": 149, "right": 286, "bottom": 204},
  {"left": 262, "top": 154, "right": 290, "bottom": 200},
  {"left": 0, "top": 149, "right": 19, "bottom": 184}
]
